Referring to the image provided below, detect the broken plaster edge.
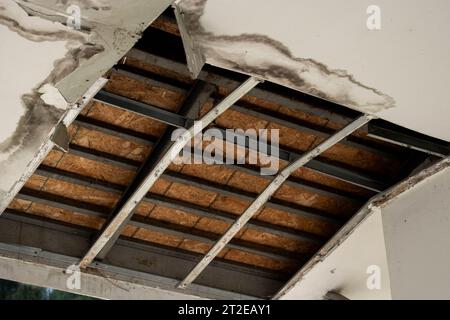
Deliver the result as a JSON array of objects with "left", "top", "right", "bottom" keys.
[
  {"left": 0, "top": 242, "right": 209, "bottom": 300},
  {"left": 177, "top": 0, "right": 395, "bottom": 115},
  {"left": 173, "top": 3, "right": 205, "bottom": 79},
  {"left": 0, "top": 77, "right": 108, "bottom": 214},
  {"left": 15, "top": 0, "right": 174, "bottom": 103},
  {"left": 273, "top": 156, "right": 450, "bottom": 299}
]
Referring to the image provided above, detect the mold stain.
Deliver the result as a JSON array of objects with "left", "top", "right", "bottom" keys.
[
  {"left": 0, "top": 1, "right": 103, "bottom": 169},
  {"left": 178, "top": 0, "right": 395, "bottom": 113}
]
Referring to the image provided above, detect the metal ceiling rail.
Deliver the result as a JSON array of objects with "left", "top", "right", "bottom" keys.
[
  {"left": 124, "top": 50, "right": 445, "bottom": 163},
  {"left": 77, "top": 76, "right": 262, "bottom": 269},
  {"left": 35, "top": 165, "right": 326, "bottom": 245},
  {"left": 222, "top": 163, "right": 366, "bottom": 203},
  {"left": 91, "top": 80, "right": 218, "bottom": 261},
  {"left": 119, "top": 53, "right": 448, "bottom": 160},
  {"left": 127, "top": 48, "right": 353, "bottom": 127},
  {"left": 16, "top": 188, "right": 302, "bottom": 263},
  {"left": 162, "top": 171, "right": 343, "bottom": 225},
  {"left": 94, "top": 90, "right": 189, "bottom": 128},
  {"left": 177, "top": 114, "right": 374, "bottom": 289},
  {"left": 73, "top": 114, "right": 367, "bottom": 202},
  {"left": 92, "top": 88, "right": 386, "bottom": 192},
  {"left": 0, "top": 211, "right": 286, "bottom": 297},
  {"left": 74, "top": 115, "right": 159, "bottom": 146},
  {"left": 115, "top": 66, "right": 397, "bottom": 159},
  {"left": 62, "top": 144, "right": 344, "bottom": 226},
  {"left": 367, "top": 119, "right": 450, "bottom": 157},
  {"left": 211, "top": 127, "right": 385, "bottom": 192},
  {"left": 0, "top": 237, "right": 256, "bottom": 300}
]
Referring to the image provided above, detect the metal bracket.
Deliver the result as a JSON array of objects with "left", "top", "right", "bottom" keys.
[
  {"left": 51, "top": 122, "right": 70, "bottom": 153},
  {"left": 172, "top": 4, "right": 205, "bottom": 79}
]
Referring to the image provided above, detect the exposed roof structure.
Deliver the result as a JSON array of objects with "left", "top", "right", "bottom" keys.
[
  {"left": 2, "top": 11, "right": 447, "bottom": 299},
  {"left": 1, "top": 0, "right": 450, "bottom": 301}
]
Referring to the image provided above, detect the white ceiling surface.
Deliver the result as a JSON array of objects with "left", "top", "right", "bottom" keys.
[
  {"left": 279, "top": 210, "right": 392, "bottom": 300},
  {"left": 191, "top": 0, "right": 450, "bottom": 141},
  {"left": 277, "top": 158, "right": 450, "bottom": 300},
  {"left": 0, "top": 25, "right": 67, "bottom": 159},
  {"left": 0, "top": 0, "right": 172, "bottom": 203},
  {"left": 382, "top": 165, "right": 450, "bottom": 299}
]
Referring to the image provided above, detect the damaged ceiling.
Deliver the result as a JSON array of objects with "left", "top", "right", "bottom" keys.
[
  {"left": 0, "top": 0, "right": 171, "bottom": 206},
  {"left": 276, "top": 157, "right": 450, "bottom": 300},
  {"left": 0, "top": 0, "right": 449, "bottom": 300},
  {"left": 176, "top": 0, "right": 450, "bottom": 141}
]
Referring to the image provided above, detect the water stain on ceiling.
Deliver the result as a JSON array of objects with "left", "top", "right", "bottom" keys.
[
  {"left": 0, "top": 1, "right": 103, "bottom": 164},
  {"left": 0, "top": 0, "right": 173, "bottom": 205},
  {"left": 177, "top": 0, "right": 395, "bottom": 114}
]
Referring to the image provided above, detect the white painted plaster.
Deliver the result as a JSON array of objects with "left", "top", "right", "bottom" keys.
[
  {"left": 382, "top": 165, "right": 450, "bottom": 299},
  {"left": 277, "top": 158, "right": 450, "bottom": 300},
  {"left": 280, "top": 209, "right": 392, "bottom": 300},
  {"left": 0, "top": 0, "right": 74, "bottom": 188},
  {"left": 0, "top": 0, "right": 172, "bottom": 204},
  {"left": 0, "top": 25, "right": 62, "bottom": 160},
  {"left": 0, "top": 1, "right": 69, "bottom": 146},
  {"left": 180, "top": 0, "right": 450, "bottom": 141},
  {"left": 38, "top": 84, "right": 69, "bottom": 110},
  {"left": 0, "top": 248, "right": 204, "bottom": 300}
]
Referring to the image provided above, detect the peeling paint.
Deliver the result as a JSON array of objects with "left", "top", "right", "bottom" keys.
[
  {"left": 0, "top": 0, "right": 173, "bottom": 208},
  {"left": 177, "top": 0, "right": 395, "bottom": 113},
  {"left": 0, "top": 0, "right": 103, "bottom": 184},
  {"left": 372, "top": 156, "right": 450, "bottom": 207},
  {"left": 38, "top": 84, "right": 70, "bottom": 110}
]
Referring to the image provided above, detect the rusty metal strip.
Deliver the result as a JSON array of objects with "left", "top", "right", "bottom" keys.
[
  {"left": 77, "top": 76, "right": 262, "bottom": 268},
  {"left": 272, "top": 156, "right": 450, "bottom": 299},
  {"left": 177, "top": 114, "right": 374, "bottom": 289}
]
